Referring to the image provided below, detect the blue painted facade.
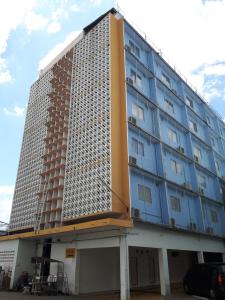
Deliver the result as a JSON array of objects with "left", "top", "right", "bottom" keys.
[{"left": 124, "top": 21, "right": 225, "bottom": 238}]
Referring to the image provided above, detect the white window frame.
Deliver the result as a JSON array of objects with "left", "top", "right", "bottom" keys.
[
  {"left": 210, "top": 209, "right": 218, "bottom": 223},
  {"left": 132, "top": 103, "right": 144, "bottom": 121},
  {"left": 206, "top": 116, "right": 211, "bottom": 126},
  {"left": 131, "top": 69, "right": 142, "bottom": 88},
  {"left": 170, "top": 196, "right": 181, "bottom": 212},
  {"left": 186, "top": 96, "right": 194, "bottom": 108},
  {"left": 211, "top": 136, "right": 215, "bottom": 147},
  {"left": 168, "top": 128, "right": 178, "bottom": 144},
  {"left": 189, "top": 120, "right": 198, "bottom": 133},
  {"left": 194, "top": 147, "right": 202, "bottom": 162},
  {"left": 129, "top": 40, "right": 140, "bottom": 58},
  {"left": 164, "top": 98, "right": 174, "bottom": 114},
  {"left": 198, "top": 174, "right": 206, "bottom": 188},
  {"left": 138, "top": 184, "right": 152, "bottom": 203},
  {"left": 161, "top": 72, "right": 171, "bottom": 88},
  {"left": 171, "top": 159, "right": 182, "bottom": 175},
  {"left": 132, "top": 138, "right": 144, "bottom": 156},
  {"left": 215, "top": 160, "right": 221, "bottom": 173}
]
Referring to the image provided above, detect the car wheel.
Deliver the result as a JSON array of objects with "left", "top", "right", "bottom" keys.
[
  {"left": 209, "top": 289, "right": 217, "bottom": 300},
  {"left": 183, "top": 283, "right": 191, "bottom": 294}
]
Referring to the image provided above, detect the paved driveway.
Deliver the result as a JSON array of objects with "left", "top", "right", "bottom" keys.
[{"left": 0, "top": 291, "right": 202, "bottom": 300}]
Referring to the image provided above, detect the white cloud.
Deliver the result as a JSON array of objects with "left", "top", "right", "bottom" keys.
[
  {"left": 0, "top": 57, "right": 12, "bottom": 85},
  {"left": 38, "top": 30, "right": 81, "bottom": 71},
  {"left": 3, "top": 105, "right": 26, "bottom": 117},
  {"left": 71, "top": 3, "right": 80, "bottom": 12},
  {"left": 0, "top": 186, "right": 14, "bottom": 195},
  {"left": 0, "top": 0, "right": 72, "bottom": 84},
  {"left": 24, "top": 11, "right": 49, "bottom": 34},
  {"left": 0, "top": 185, "right": 14, "bottom": 223},
  {"left": 204, "top": 88, "right": 221, "bottom": 103},
  {"left": 200, "top": 63, "right": 225, "bottom": 76},
  {"left": 47, "top": 21, "right": 61, "bottom": 34},
  {"left": 117, "top": 0, "right": 225, "bottom": 99},
  {"left": 90, "top": 0, "right": 103, "bottom": 5},
  {"left": 0, "top": 197, "right": 13, "bottom": 224}
]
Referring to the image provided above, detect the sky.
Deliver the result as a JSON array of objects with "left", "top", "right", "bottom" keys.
[{"left": 0, "top": 0, "right": 225, "bottom": 223}]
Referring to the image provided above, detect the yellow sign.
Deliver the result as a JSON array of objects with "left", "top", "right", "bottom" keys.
[{"left": 65, "top": 248, "right": 76, "bottom": 258}]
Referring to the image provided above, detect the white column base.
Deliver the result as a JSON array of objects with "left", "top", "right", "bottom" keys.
[
  {"left": 120, "top": 235, "right": 130, "bottom": 300},
  {"left": 74, "top": 250, "right": 80, "bottom": 295},
  {"left": 158, "top": 248, "right": 171, "bottom": 296},
  {"left": 197, "top": 251, "right": 204, "bottom": 263}
]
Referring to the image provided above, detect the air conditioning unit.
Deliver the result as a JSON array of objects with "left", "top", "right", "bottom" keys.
[
  {"left": 177, "top": 146, "right": 185, "bottom": 154},
  {"left": 170, "top": 218, "right": 176, "bottom": 227},
  {"left": 129, "top": 156, "right": 137, "bottom": 165},
  {"left": 126, "top": 77, "right": 133, "bottom": 85},
  {"left": 131, "top": 208, "right": 140, "bottom": 219},
  {"left": 125, "top": 44, "right": 131, "bottom": 52},
  {"left": 194, "top": 155, "right": 199, "bottom": 163},
  {"left": 198, "top": 187, "right": 204, "bottom": 195},
  {"left": 128, "top": 116, "right": 136, "bottom": 126},
  {"left": 189, "top": 222, "right": 197, "bottom": 231},
  {"left": 183, "top": 182, "right": 192, "bottom": 190},
  {"left": 206, "top": 226, "right": 213, "bottom": 234}
]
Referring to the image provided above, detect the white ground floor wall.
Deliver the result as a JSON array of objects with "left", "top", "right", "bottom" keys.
[{"left": 0, "top": 222, "right": 225, "bottom": 298}]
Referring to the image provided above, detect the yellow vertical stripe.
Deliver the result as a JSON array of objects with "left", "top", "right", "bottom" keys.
[{"left": 110, "top": 14, "right": 130, "bottom": 218}]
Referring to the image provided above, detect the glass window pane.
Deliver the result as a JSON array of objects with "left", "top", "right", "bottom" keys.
[
  {"left": 138, "top": 184, "right": 152, "bottom": 203},
  {"left": 170, "top": 196, "right": 181, "bottom": 212}
]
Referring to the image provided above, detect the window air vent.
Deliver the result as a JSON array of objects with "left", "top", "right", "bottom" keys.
[
  {"left": 129, "top": 156, "right": 137, "bottom": 165},
  {"left": 128, "top": 116, "right": 136, "bottom": 126},
  {"left": 126, "top": 77, "right": 133, "bottom": 85},
  {"left": 198, "top": 188, "right": 204, "bottom": 195},
  {"left": 131, "top": 208, "right": 140, "bottom": 219},
  {"left": 188, "top": 222, "right": 197, "bottom": 231},
  {"left": 177, "top": 146, "right": 185, "bottom": 154},
  {"left": 170, "top": 218, "right": 176, "bottom": 227}
]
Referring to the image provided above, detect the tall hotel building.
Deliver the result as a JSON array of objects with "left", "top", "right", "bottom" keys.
[{"left": 1, "top": 8, "right": 225, "bottom": 298}]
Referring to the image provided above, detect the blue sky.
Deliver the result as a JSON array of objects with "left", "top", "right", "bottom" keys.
[{"left": 1, "top": 0, "right": 225, "bottom": 223}]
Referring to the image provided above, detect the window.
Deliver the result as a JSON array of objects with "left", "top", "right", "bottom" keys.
[
  {"left": 164, "top": 99, "right": 174, "bottom": 114},
  {"left": 132, "top": 103, "right": 144, "bottom": 121},
  {"left": 211, "top": 137, "right": 215, "bottom": 147},
  {"left": 171, "top": 159, "right": 182, "bottom": 174},
  {"left": 216, "top": 161, "right": 221, "bottom": 173},
  {"left": 131, "top": 69, "right": 142, "bottom": 88},
  {"left": 170, "top": 196, "right": 181, "bottom": 212},
  {"left": 138, "top": 184, "right": 152, "bottom": 203},
  {"left": 129, "top": 40, "right": 140, "bottom": 58},
  {"left": 194, "top": 147, "right": 202, "bottom": 162},
  {"left": 189, "top": 120, "right": 198, "bottom": 133},
  {"left": 132, "top": 138, "right": 144, "bottom": 156},
  {"left": 198, "top": 174, "right": 206, "bottom": 188},
  {"left": 206, "top": 116, "right": 211, "bottom": 126},
  {"left": 186, "top": 96, "right": 194, "bottom": 108},
  {"left": 168, "top": 128, "right": 178, "bottom": 144},
  {"left": 161, "top": 72, "right": 171, "bottom": 88},
  {"left": 210, "top": 209, "right": 218, "bottom": 223}
]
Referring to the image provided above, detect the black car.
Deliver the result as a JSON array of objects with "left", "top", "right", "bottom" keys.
[{"left": 183, "top": 263, "right": 225, "bottom": 299}]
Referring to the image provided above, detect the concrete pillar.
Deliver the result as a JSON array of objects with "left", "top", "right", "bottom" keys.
[
  {"left": 74, "top": 249, "right": 80, "bottom": 295},
  {"left": 120, "top": 235, "right": 130, "bottom": 300},
  {"left": 197, "top": 251, "right": 204, "bottom": 263},
  {"left": 158, "top": 248, "right": 171, "bottom": 296}
]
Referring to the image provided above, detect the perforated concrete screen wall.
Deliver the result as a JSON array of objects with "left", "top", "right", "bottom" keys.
[
  {"left": 63, "top": 15, "right": 112, "bottom": 219},
  {"left": 9, "top": 71, "right": 52, "bottom": 231}
]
